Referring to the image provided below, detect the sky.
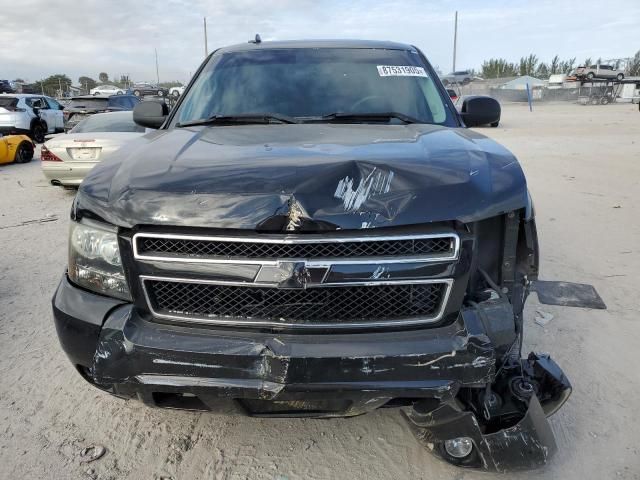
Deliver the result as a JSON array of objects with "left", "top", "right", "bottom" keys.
[{"left": 1, "top": 0, "right": 638, "bottom": 85}]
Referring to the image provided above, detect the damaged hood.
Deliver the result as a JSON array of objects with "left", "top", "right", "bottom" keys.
[{"left": 77, "top": 123, "right": 527, "bottom": 230}]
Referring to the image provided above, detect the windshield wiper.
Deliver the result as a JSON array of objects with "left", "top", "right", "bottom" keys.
[
  {"left": 318, "top": 112, "right": 422, "bottom": 124},
  {"left": 176, "top": 113, "right": 298, "bottom": 128}
]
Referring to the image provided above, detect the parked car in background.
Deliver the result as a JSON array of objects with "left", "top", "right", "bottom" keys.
[
  {"left": 0, "top": 80, "right": 15, "bottom": 93},
  {"left": 131, "top": 83, "right": 169, "bottom": 97},
  {"left": 0, "top": 134, "right": 34, "bottom": 164},
  {"left": 440, "top": 70, "right": 474, "bottom": 85},
  {"left": 446, "top": 88, "right": 458, "bottom": 102},
  {"left": 0, "top": 94, "right": 64, "bottom": 142},
  {"left": 90, "top": 84, "right": 126, "bottom": 96},
  {"left": 42, "top": 111, "right": 145, "bottom": 187},
  {"left": 169, "top": 85, "right": 185, "bottom": 98},
  {"left": 574, "top": 65, "right": 625, "bottom": 80},
  {"left": 63, "top": 95, "right": 140, "bottom": 131}
]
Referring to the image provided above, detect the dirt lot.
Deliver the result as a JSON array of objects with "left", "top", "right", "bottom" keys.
[{"left": 1, "top": 102, "right": 639, "bottom": 480}]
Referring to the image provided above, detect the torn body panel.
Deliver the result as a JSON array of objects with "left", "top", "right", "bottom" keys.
[{"left": 404, "top": 354, "right": 571, "bottom": 472}]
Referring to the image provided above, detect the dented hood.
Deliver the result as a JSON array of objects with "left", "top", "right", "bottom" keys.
[{"left": 77, "top": 123, "right": 527, "bottom": 230}]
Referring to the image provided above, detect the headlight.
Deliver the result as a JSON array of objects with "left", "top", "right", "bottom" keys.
[{"left": 68, "top": 220, "right": 131, "bottom": 300}]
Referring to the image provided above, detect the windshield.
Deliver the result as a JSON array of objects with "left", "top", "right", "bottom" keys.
[
  {"left": 175, "top": 48, "right": 455, "bottom": 126},
  {"left": 70, "top": 113, "right": 144, "bottom": 133}
]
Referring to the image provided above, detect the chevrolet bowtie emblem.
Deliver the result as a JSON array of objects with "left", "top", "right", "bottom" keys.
[{"left": 254, "top": 261, "right": 328, "bottom": 289}]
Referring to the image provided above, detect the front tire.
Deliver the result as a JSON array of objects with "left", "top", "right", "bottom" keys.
[
  {"left": 31, "top": 122, "right": 46, "bottom": 143},
  {"left": 117, "top": 90, "right": 123, "bottom": 95},
  {"left": 157, "top": 90, "right": 164, "bottom": 97},
  {"left": 93, "top": 92, "right": 100, "bottom": 96},
  {"left": 14, "top": 141, "right": 34, "bottom": 163},
  {"left": 172, "top": 90, "right": 180, "bottom": 98},
  {"left": 133, "top": 90, "right": 141, "bottom": 97},
  {"left": 587, "top": 72, "right": 595, "bottom": 80},
  {"left": 617, "top": 73, "right": 624, "bottom": 81}
]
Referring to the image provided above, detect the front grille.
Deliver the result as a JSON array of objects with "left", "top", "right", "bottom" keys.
[
  {"left": 136, "top": 235, "right": 454, "bottom": 260},
  {"left": 145, "top": 280, "right": 447, "bottom": 326}
]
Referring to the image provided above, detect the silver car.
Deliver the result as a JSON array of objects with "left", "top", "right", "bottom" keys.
[
  {"left": 575, "top": 65, "right": 625, "bottom": 81},
  {"left": 440, "top": 70, "right": 474, "bottom": 85},
  {"left": 41, "top": 111, "right": 145, "bottom": 187}
]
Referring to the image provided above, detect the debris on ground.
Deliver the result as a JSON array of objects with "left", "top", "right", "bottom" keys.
[
  {"left": 79, "top": 445, "right": 106, "bottom": 463},
  {"left": 534, "top": 309, "right": 555, "bottom": 327},
  {"left": 0, "top": 215, "right": 58, "bottom": 230}
]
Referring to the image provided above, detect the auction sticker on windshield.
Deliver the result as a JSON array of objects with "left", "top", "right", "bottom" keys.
[{"left": 377, "top": 65, "right": 428, "bottom": 77}]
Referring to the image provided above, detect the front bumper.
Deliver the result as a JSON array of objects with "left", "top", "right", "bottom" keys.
[{"left": 53, "top": 275, "right": 570, "bottom": 471}]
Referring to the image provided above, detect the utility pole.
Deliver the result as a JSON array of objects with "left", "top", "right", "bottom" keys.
[
  {"left": 452, "top": 11, "right": 458, "bottom": 73},
  {"left": 155, "top": 48, "right": 160, "bottom": 85},
  {"left": 204, "top": 17, "right": 208, "bottom": 56}
]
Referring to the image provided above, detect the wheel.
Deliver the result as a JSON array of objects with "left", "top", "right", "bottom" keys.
[
  {"left": 587, "top": 72, "right": 595, "bottom": 80},
  {"left": 617, "top": 73, "right": 624, "bottom": 81},
  {"left": 133, "top": 90, "right": 141, "bottom": 97},
  {"left": 172, "top": 90, "right": 180, "bottom": 98},
  {"left": 600, "top": 96, "right": 610, "bottom": 105},
  {"left": 117, "top": 90, "right": 123, "bottom": 95},
  {"left": 490, "top": 121, "right": 499, "bottom": 127},
  {"left": 30, "top": 122, "right": 46, "bottom": 143},
  {"left": 462, "top": 78, "right": 471, "bottom": 85},
  {"left": 93, "top": 92, "right": 100, "bottom": 96},
  {"left": 14, "top": 141, "right": 34, "bottom": 163},
  {"left": 157, "top": 90, "right": 164, "bottom": 97},
  {"left": 590, "top": 96, "right": 599, "bottom": 105}
]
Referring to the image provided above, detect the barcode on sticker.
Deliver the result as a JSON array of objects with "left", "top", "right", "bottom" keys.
[{"left": 377, "top": 65, "right": 428, "bottom": 77}]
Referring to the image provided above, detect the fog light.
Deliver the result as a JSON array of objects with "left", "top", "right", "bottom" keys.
[{"left": 444, "top": 437, "right": 473, "bottom": 458}]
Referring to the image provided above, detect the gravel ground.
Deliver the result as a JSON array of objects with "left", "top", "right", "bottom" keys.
[{"left": 1, "top": 102, "right": 639, "bottom": 479}]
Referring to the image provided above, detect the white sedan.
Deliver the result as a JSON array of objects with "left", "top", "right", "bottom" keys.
[
  {"left": 41, "top": 111, "right": 145, "bottom": 187},
  {"left": 89, "top": 85, "right": 125, "bottom": 96}
]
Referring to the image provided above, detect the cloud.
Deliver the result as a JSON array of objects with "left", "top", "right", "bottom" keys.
[{"left": 1, "top": 0, "right": 638, "bottom": 84}]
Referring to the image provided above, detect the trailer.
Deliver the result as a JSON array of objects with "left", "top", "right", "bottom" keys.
[{"left": 577, "top": 78, "right": 640, "bottom": 105}]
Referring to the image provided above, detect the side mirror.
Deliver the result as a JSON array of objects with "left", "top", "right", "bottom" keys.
[
  {"left": 133, "top": 101, "right": 168, "bottom": 129},
  {"left": 460, "top": 96, "right": 501, "bottom": 127}
]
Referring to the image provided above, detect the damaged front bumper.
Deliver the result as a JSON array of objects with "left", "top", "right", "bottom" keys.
[
  {"left": 53, "top": 275, "right": 570, "bottom": 471},
  {"left": 404, "top": 353, "right": 571, "bottom": 472}
]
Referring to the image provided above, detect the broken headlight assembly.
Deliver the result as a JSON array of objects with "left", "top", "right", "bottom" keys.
[{"left": 67, "top": 220, "right": 131, "bottom": 300}]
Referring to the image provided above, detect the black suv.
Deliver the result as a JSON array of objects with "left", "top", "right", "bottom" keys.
[{"left": 53, "top": 40, "right": 570, "bottom": 472}]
